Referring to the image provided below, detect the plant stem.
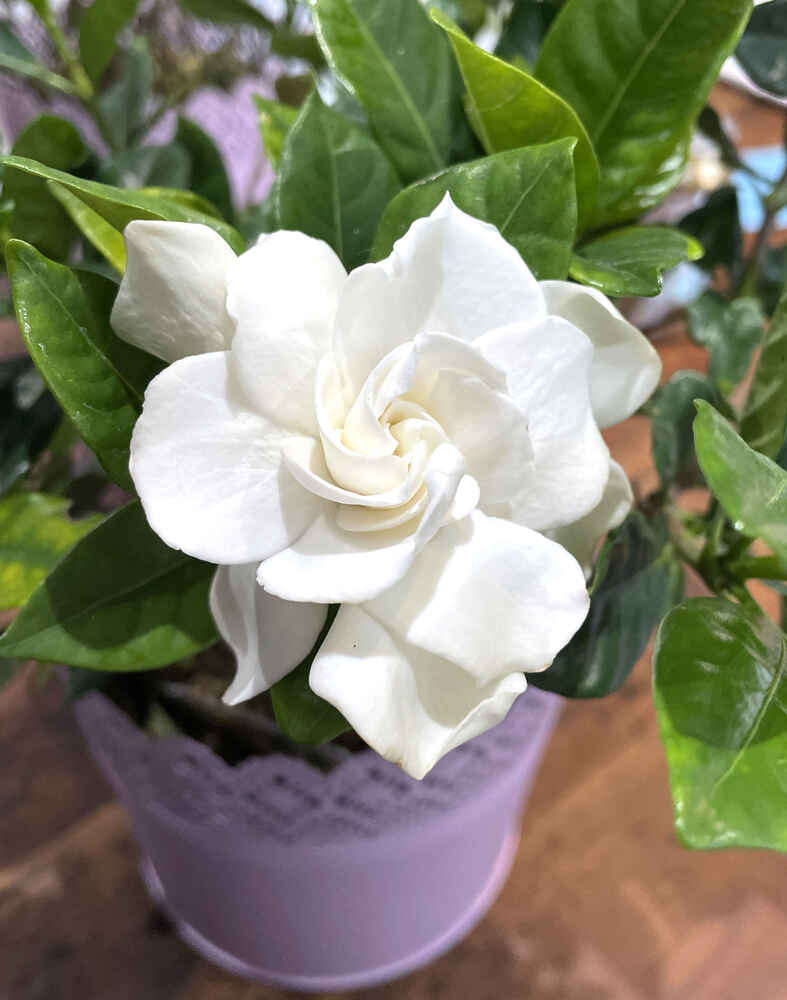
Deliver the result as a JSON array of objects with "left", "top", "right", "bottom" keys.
[
  {"left": 35, "top": 1, "right": 94, "bottom": 102},
  {"left": 156, "top": 681, "right": 350, "bottom": 770},
  {"left": 738, "top": 118, "right": 787, "bottom": 298}
]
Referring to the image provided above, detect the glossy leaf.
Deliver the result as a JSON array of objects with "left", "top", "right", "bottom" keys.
[
  {"left": 98, "top": 38, "right": 153, "bottom": 150},
  {"left": 0, "top": 23, "right": 74, "bottom": 93},
  {"left": 177, "top": 0, "right": 274, "bottom": 30},
  {"left": 741, "top": 282, "right": 787, "bottom": 459},
  {"left": 688, "top": 292, "right": 764, "bottom": 392},
  {"left": 0, "top": 501, "right": 217, "bottom": 670},
  {"left": 5, "top": 115, "right": 88, "bottom": 260},
  {"left": 48, "top": 181, "right": 126, "bottom": 273},
  {"left": 277, "top": 92, "right": 401, "bottom": 271},
  {"left": 646, "top": 371, "right": 725, "bottom": 489},
  {"left": 175, "top": 116, "right": 234, "bottom": 221},
  {"left": 372, "top": 139, "right": 577, "bottom": 279},
  {"left": 311, "top": 0, "right": 459, "bottom": 181},
  {"left": 694, "top": 401, "right": 787, "bottom": 561},
  {"left": 570, "top": 226, "right": 703, "bottom": 298},
  {"left": 536, "top": 0, "right": 752, "bottom": 226},
  {"left": 0, "top": 493, "right": 101, "bottom": 610},
  {"left": 533, "top": 512, "right": 683, "bottom": 698},
  {"left": 0, "top": 156, "right": 245, "bottom": 252},
  {"left": 434, "top": 10, "right": 598, "bottom": 227},
  {"left": 6, "top": 241, "right": 162, "bottom": 490},
  {"left": 0, "top": 356, "right": 61, "bottom": 497},
  {"left": 254, "top": 95, "right": 299, "bottom": 169},
  {"left": 654, "top": 597, "right": 787, "bottom": 850},
  {"left": 737, "top": 0, "right": 787, "bottom": 97},
  {"left": 271, "top": 606, "right": 349, "bottom": 743},
  {"left": 79, "top": 0, "right": 139, "bottom": 83},
  {"left": 496, "top": 0, "right": 565, "bottom": 67},
  {"left": 679, "top": 186, "right": 743, "bottom": 275}
]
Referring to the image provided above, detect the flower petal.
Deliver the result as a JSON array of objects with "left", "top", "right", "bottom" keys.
[
  {"left": 334, "top": 194, "right": 546, "bottom": 395},
  {"left": 310, "top": 603, "right": 527, "bottom": 780},
  {"left": 210, "top": 564, "right": 327, "bottom": 705},
  {"left": 550, "top": 460, "right": 632, "bottom": 577},
  {"left": 227, "top": 231, "right": 347, "bottom": 435},
  {"left": 365, "top": 510, "right": 589, "bottom": 683},
  {"left": 541, "top": 281, "right": 661, "bottom": 428},
  {"left": 130, "top": 352, "right": 326, "bottom": 565},
  {"left": 422, "top": 370, "right": 534, "bottom": 509},
  {"left": 258, "top": 443, "right": 466, "bottom": 604},
  {"left": 477, "top": 316, "right": 609, "bottom": 531},
  {"left": 111, "top": 221, "right": 235, "bottom": 362}
]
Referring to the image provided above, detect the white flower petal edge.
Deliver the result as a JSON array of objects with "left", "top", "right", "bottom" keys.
[
  {"left": 211, "top": 564, "right": 327, "bottom": 704},
  {"left": 310, "top": 604, "right": 528, "bottom": 781},
  {"left": 227, "top": 232, "right": 346, "bottom": 436},
  {"left": 333, "top": 193, "right": 547, "bottom": 396},
  {"left": 477, "top": 316, "right": 609, "bottom": 531},
  {"left": 112, "top": 221, "right": 236, "bottom": 362},
  {"left": 130, "top": 352, "right": 327, "bottom": 564},
  {"left": 550, "top": 460, "right": 633, "bottom": 577},
  {"left": 258, "top": 443, "right": 472, "bottom": 604},
  {"left": 365, "top": 511, "right": 590, "bottom": 683},
  {"left": 540, "top": 280, "right": 662, "bottom": 429}
]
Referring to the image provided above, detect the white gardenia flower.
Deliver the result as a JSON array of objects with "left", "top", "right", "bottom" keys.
[{"left": 112, "top": 195, "right": 661, "bottom": 779}]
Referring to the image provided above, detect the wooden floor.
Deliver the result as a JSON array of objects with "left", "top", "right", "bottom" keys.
[{"left": 2, "top": 85, "right": 787, "bottom": 1000}]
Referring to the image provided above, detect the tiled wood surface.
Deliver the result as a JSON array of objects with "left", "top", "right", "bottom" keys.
[{"left": 2, "top": 84, "right": 787, "bottom": 1000}]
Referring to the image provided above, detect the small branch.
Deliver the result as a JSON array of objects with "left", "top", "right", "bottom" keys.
[{"left": 156, "top": 681, "right": 350, "bottom": 771}]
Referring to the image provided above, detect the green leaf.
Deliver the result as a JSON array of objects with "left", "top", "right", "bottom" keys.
[
  {"left": 646, "top": 370, "right": 726, "bottom": 488},
  {"left": 311, "top": 0, "right": 459, "bottom": 181},
  {"left": 6, "top": 241, "right": 163, "bottom": 491},
  {"left": 5, "top": 115, "right": 88, "bottom": 260},
  {"left": 0, "top": 155, "right": 245, "bottom": 253},
  {"left": 533, "top": 512, "right": 683, "bottom": 698},
  {"left": 97, "top": 38, "right": 153, "bottom": 150},
  {"left": 270, "top": 29, "right": 326, "bottom": 67},
  {"left": 679, "top": 185, "right": 743, "bottom": 275},
  {"left": 496, "top": 0, "right": 565, "bottom": 67},
  {"left": 535, "top": 0, "right": 752, "bottom": 226},
  {"left": 654, "top": 597, "right": 787, "bottom": 850},
  {"left": 97, "top": 144, "right": 192, "bottom": 192},
  {"left": 0, "top": 493, "right": 101, "bottom": 610},
  {"left": 433, "top": 9, "right": 598, "bottom": 228},
  {"left": 79, "top": 0, "right": 139, "bottom": 83},
  {"left": 688, "top": 292, "right": 764, "bottom": 392},
  {"left": 48, "top": 181, "right": 126, "bottom": 273},
  {"left": 253, "top": 95, "right": 299, "bottom": 169},
  {"left": 175, "top": 116, "right": 234, "bottom": 221},
  {"left": 0, "top": 659, "right": 20, "bottom": 690},
  {"left": 737, "top": 0, "right": 787, "bottom": 97},
  {"left": 0, "top": 501, "right": 217, "bottom": 670},
  {"left": 271, "top": 606, "right": 349, "bottom": 743},
  {"left": 570, "top": 225, "right": 703, "bottom": 298},
  {"left": 0, "top": 356, "right": 61, "bottom": 497},
  {"left": 277, "top": 92, "right": 401, "bottom": 271},
  {"left": 372, "top": 139, "right": 577, "bottom": 279},
  {"left": 741, "top": 283, "right": 787, "bottom": 459},
  {"left": 177, "top": 0, "right": 274, "bottom": 30},
  {"left": 236, "top": 197, "right": 278, "bottom": 243},
  {"left": 0, "top": 23, "right": 75, "bottom": 93},
  {"left": 694, "top": 400, "right": 787, "bottom": 561}
]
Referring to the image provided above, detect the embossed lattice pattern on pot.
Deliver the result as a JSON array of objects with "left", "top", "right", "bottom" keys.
[{"left": 77, "top": 687, "right": 561, "bottom": 846}]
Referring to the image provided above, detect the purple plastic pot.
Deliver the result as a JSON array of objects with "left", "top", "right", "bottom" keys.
[{"left": 76, "top": 687, "right": 561, "bottom": 992}]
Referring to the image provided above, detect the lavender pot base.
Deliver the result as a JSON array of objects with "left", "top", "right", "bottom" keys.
[
  {"left": 77, "top": 687, "right": 561, "bottom": 993},
  {"left": 139, "top": 830, "right": 521, "bottom": 991}
]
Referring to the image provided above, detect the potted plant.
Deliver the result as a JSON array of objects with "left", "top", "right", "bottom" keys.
[{"left": 1, "top": 0, "right": 786, "bottom": 990}]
